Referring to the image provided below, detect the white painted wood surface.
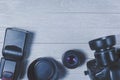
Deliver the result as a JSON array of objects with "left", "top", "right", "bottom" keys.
[{"left": 0, "top": 0, "right": 120, "bottom": 80}]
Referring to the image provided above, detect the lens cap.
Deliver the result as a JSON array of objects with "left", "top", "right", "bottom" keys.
[{"left": 28, "top": 58, "right": 58, "bottom": 80}]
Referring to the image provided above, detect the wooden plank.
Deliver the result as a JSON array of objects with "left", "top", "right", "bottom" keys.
[
  {"left": 0, "top": 27, "right": 120, "bottom": 44},
  {"left": 0, "top": 0, "right": 120, "bottom": 13},
  {"left": 1, "top": 14, "right": 120, "bottom": 29},
  {"left": 0, "top": 43, "right": 94, "bottom": 59},
  {"left": 28, "top": 44, "right": 94, "bottom": 59},
  {"left": 1, "top": 42, "right": 120, "bottom": 60}
]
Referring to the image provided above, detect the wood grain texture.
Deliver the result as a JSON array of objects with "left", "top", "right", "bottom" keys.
[
  {"left": 0, "top": 0, "right": 120, "bottom": 13},
  {"left": 0, "top": 0, "right": 120, "bottom": 80}
]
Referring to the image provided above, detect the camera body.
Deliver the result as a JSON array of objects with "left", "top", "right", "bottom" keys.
[{"left": 85, "top": 35, "right": 120, "bottom": 80}]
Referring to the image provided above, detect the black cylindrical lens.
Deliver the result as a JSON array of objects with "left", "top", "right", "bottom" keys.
[
  {"left": 28, "top": 58, "right": 58, "bottom": 80},
  {"left": 62, "top": 50, "right": 85, "bottom": 69}
]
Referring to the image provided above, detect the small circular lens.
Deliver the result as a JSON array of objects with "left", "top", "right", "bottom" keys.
[
  {"left": 62, "top": 50, "right": 82, "bottom": 69},
  {"left": 66, "top": 55, "right": 78, "bottom": 64}
]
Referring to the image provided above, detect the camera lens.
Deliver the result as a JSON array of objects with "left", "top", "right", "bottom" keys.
[
  {"left": 34, "top": 61, "right": 54, "bottom": 80},
  {"left": 62, "top": 50, "right": 83, "bottom": 69},
  {"left": 28, "top": 58, "right": 58, "bottom": 80},
  {"left": 89, "top": 35, "right": 115, "bottom": 51},
  {"left": 66, "top": 54, "right": 78, "bottom": 65}
]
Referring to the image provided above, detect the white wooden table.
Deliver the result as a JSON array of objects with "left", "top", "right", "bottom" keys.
[{"left": 0, "top": 0, "right": 120, "bottom": 80}]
